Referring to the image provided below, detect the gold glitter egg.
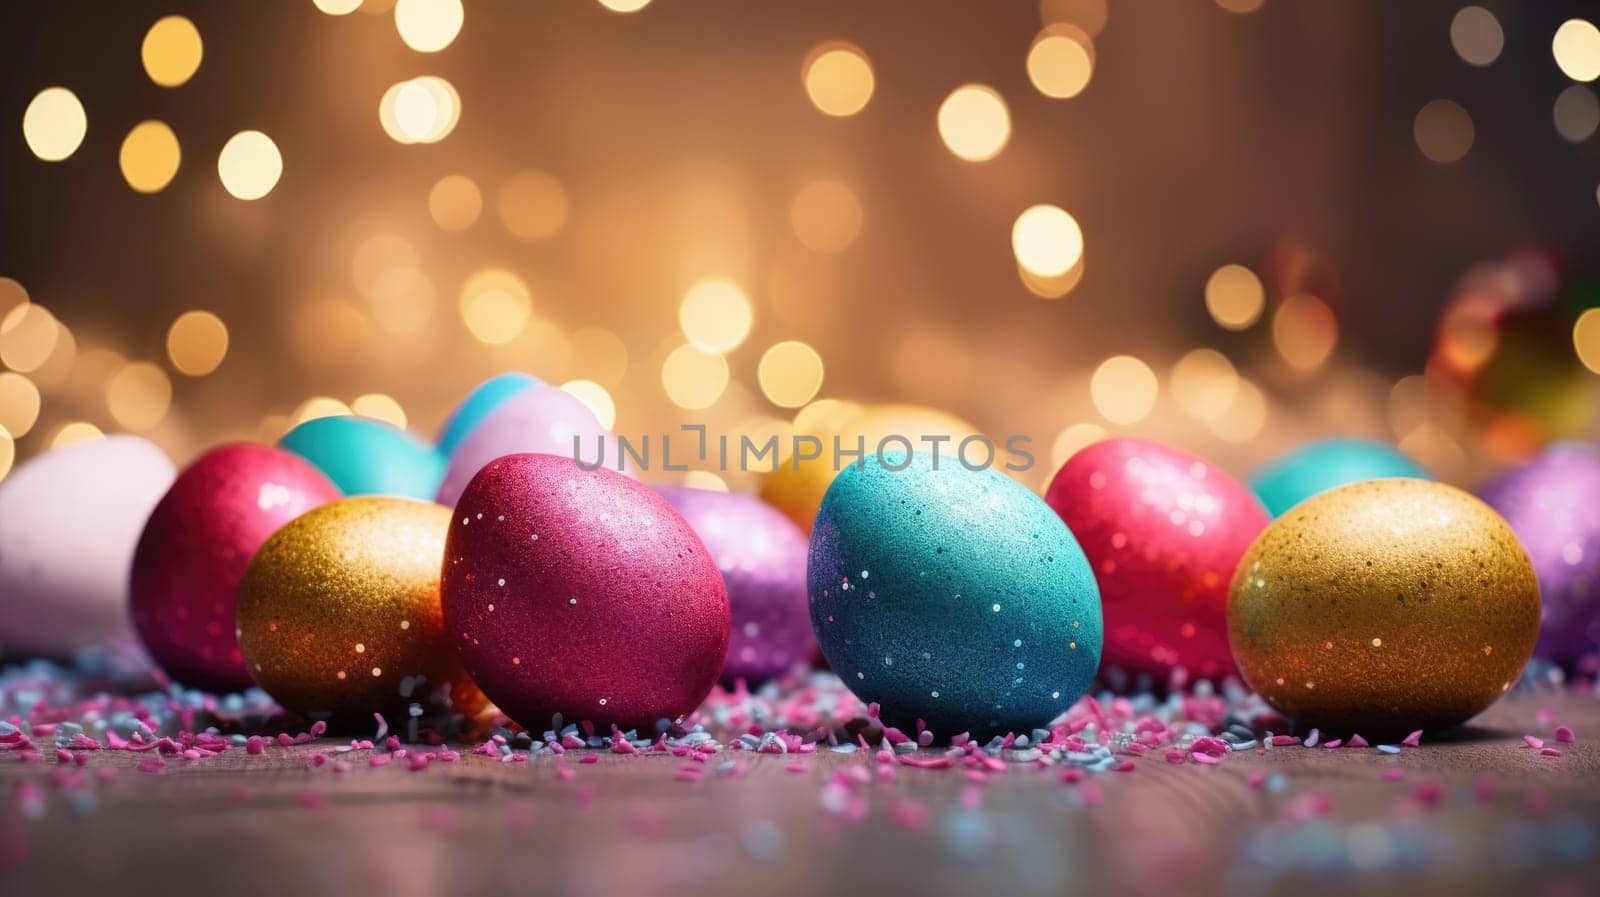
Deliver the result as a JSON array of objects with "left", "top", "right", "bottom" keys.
[
  {"left": 238, "top": 496, "right": 487, "bottom": 725},
  {"left": 1228, "top": 478, "right": 1539, "bottom": 738}
]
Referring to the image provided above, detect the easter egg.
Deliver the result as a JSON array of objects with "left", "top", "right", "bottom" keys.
[
  {"left": 761, "top": 402, "right": 977, "bottom": 532},
  {"left": 0, "top": 436, "right": 175, "bottom": 656},
  {"left": 1250, "top": 438, "right": 1430, "bottom": 517},
  {"left": 441, "top": 453, "right": 729, "bottom": 733},
  {"left": 238, "top": 497, "right": 487, "bottom": 724},
  {"left": 435, "top": 372, "right": 540, "bottom": 456},
  {"left": 279, "top": 415, "right": 446, "bottom": 500},
  {"left": 436, "top": 382, "right": 618, "bottom": 508},
  {"left": 1045, "top": 438, "right": 1268, "bottom": 683},
  {"left": 130, "top": 443, "right": 340, "bottom": 692},
  {"left": 810, "top": 451, "right": 1102, "bottom": 739},
  {"left": 658, "top": 486, "right": 814, "bottom": 684},
  {"left": 1229, "top": 479, "right": 1539, "bottom": 737},
  {"left": 1479, "top": 443, "right": 1600, "bottom": 665}
]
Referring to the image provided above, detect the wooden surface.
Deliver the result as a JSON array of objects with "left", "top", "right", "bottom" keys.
[{"left": 4, "top": 689, "right": 1598, "bottom": 897}]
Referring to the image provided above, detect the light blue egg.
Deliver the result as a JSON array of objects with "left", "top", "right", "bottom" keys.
[
  {"left": 809, "top": 452, "right": 1103, "bottom": 739},
  {"left": 278, "top": 416, "right": 445, "bottom": 500},
  {"left": 435, "top": 373, "right": 540, "bottom": 456},
  {"left": 1250, "top": 438, "right": 1430, "bottom": 517}
]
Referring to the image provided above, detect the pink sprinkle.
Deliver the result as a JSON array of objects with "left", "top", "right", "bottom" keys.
[
  {"left": 309, "top": 720, "right": 327, "bottom": 738},
  {"left": 889, "top": 799, "right": 929, "bottom": 830},
  {"left": 1192, "top": 751, "right": 1221, "bottom": 765},
  {"left": 245, "top": 736, "right": 265, "bottom": 755},
  {"left": 54, "top": 749, "right": 72, "bottom": 763},
  {"left": 1523, "top": 735, "right": 1545, "bottom": 749},
  {"left": 1540, "top": 747, "right": 1563, "bottom": 758},
  {"left": 1164, "top": 750, "right": 1186, "bottom": 765},
  {"left": 1401, "top": 729, "right": 1423, "bottom": 747},
  {"left": 1382, "top": 769, "right": 1405, "bottom": 782},
  {"left": 1555, "top": 726, "right": 1575, "bottom": 743},
  {"left": 556, "top": 765, "right": 575, "bottom": 781},
  {"left": 368, "top": 755, "right": 391, "bottom": 767},
  {"left": 1246, "top": 771, "right": 1268, "bottom": 789},
  {"left": 1113, "top": 761, "right": 1136, "bottom": 773},
  {"left": 136, "top": 758, "right": 165, "bottom": 774},
  {"left": 1270, "top": 735, "right": 1300, "bottom": 746},
  {"left": 1060, "top": 768, "right": 1084, "bottom": 784},
  {"left": 784, "top": 762, "right": 806, "bottom": 774},
  {"left": 276, "top": 733, "right": 294, "bottom": 747},
  {"left": 1323, "top": 739, "right": 1342, "bottom": 749},
  {"left": 1346, "top": 734, "right": 1369, "bottom": 748},
  {"left": 579, "top": 754, "right": 599, "bottom": 765},
  {"left": 1535, "top": 707, "right": 1557, "bottom": 726}
]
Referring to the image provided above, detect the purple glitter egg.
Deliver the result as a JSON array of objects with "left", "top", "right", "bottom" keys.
[
  {"left": 1479, "top": 442, "right": 1600, "bottom": 666},
  {"left": 658, "top": 487, "right": 814, "bottom": 684}
]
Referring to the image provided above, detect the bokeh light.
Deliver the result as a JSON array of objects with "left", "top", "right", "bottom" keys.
[
  {"left": 22, "top": 88, "right": 87, "bottom": 162},
  {"left": 560, "top": 379, "right": 617, "bottom": 429},
  {"left": 106, "top": 362, "right": 173, "bottom": 431},
  {"left": 1019, "top": 257, "right": 1086, "bottom": 299},
  {"left": 166, "top": 310, "right": 229, "bottom": 376},
  {"left": 1553, "top": 19, "right": 1600, "bottom": 83},
  {"left": 217, "top": 130, "right": 282, "bottom": 200},
  {"left": 1170, "top": 348, "right": 1239, "bottom": 421},
  {"left": 459, "top": 268, "right": 532, "bottom": 345},
  {"left": 802, "top": 43, "right": 874, "bottom": 117},
  {"left": 683, "top": 469, "right": 728, "bottom": 491},
  {"left": 1554, "top": 86, "right": 1599, "bottom": 143},
  {"left": 0, "top": 304, "right": 61, "bottom": 373},
  {"left": 1090, "top": 355, "right": 1158, "bottom": 425},
  {"left": 141, "top": 15, "right": 203, "bottom": 87},
  {"left": 1215, "top": 0, "right": 1266, "bottom": 13},
  {"left": 1204, "top": 263, "right": 1265, "bottom": 330},
  {"left": 314, "top": 0, "right": 364, "bottom": 14},
  {"left": 1414, "top": 99, "right": 1474, "bottom": 163},
  {"left": 598, "top": 0, "right": 652, "bottom": 12},
  {"left": 0, "top": 373, "right": 41, "bottom": 438},
  {"left": 394, "top": 0, "right": 463, "bottom": 53},
  {"left": 661, "top": 343, "right": 729, "bottom": 410},
  {"left": 497, "top": 171, "right": 569, "bottom": 241},
  {"left": 1050, "top": 422, "right": 1107, "bottom": 470},
  {"left": 1012, "top": 205, "right": 1084, "bottom": 277},
  {"left": 1207, "top": 378, "right": 1267, "bottom": 443},
  {"left": 0, "top": 278, "right": 27, "bottom": 318},
  {"left": 1272, "top": 293, "right": 1339, "bottom": 370},
  {"left": 790, "top": 180, "right": 863, "bottom": 253},
  {"left": 569, "top": 327, "right": 629, "bottom": 389},
  {"left": 293, "top": 396, "right": 353, "bottom": 425},
  {"left": 679, "top": 278, "right": 752, "bottom": 353},
  {"left": 757, "top": 341, "right": 825, "bottom": 408},
  {"left": 1574, "top": 308, "right": 1600, "bottom": 374},
  {"left": 51, "top": 422, "right": 103, "bottom": 449},
  {"left": 119, "top": 120, "right": 181, "bottom": 193},
  {"left": 0, "top": 426, "right": 12, "bottom": 483},
  {"left": 379, "top": 76, "right": 460, "bottom": 144},
  {"left": 1040, "top": 0, "right": 1107, "bottom": 37},
  {"left": 428, "top": 174, "right": 481, "bottom": 231},
  {"left": 1027, "top": 25, "right": 1095, "bottom": 99},
  {"left": 351, "top": 393, "right": 407, "bottom": 428},
  {"left": 1450, "top": 7, "right": 1503, "bottom": 67},
  {"left": 938, "top": 84, "right": 1011, "bottom": 162}
]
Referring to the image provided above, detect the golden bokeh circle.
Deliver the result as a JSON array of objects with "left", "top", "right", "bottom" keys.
[
  {"left": 166, "top": 310, "right": 229, "bottom": 376},
  {"left": 803, "top": 43, "right": 875, "bottom": 117},
  {"left": 119, "top": 120, "right": 182, "bottom": 193},
  {"left": 23, "top": 88, "right": 87, "bottom": 162},
  {"left": 141, "top": 15, "right": 203, "bottom": 87}
]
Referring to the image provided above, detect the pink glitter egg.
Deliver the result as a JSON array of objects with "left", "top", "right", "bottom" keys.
[
  {"left": 441, "top": 453, "right": 729, "bottom": 733},
  {"left": 1044, "top": 437, "right": 1269, "bottom": 683},
  {"left": 658, "top": 487, "right": 814, "bottom": 684},
  {"left": 435, "top": 383, "right": 623, "bottom": 508},
  {"left": 130, "top": 443, "right": 340, "bottom": 692}
]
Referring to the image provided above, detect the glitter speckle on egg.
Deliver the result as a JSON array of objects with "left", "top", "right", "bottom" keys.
[
  {"left": 658, "top": 486, "right": 814, "bottom": 684},
  {"left": 1250, "top": 438, "right": 1430, "bottom": 518},
  {"left": 279, "top": 415, "right": 446, "bottom": 501},
  {"left": 1479, "top": 442, "right": 1600, "bottom": 666},
  {"left": 238, "top": 496, "right": 486, "bottom": 725},
  {"left": 441, "top": 453, "right": 729, "bottom": 733},
  {"left": 809, "top": 450, "right": 1102, "bottom": 739},
  {"left": 1045, "top": 437, "right": 1268, "bottom": 684},
  {"left": 435, "top": 380, "right": 618, "bottom": 508},
  {"left": 130, "top": 443, "right": 341, "bottom": 692},
  {"left": 1228, "top": 478, "right": 1540, "bottom": 737}
]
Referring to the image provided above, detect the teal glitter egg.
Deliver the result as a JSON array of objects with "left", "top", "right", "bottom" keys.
[
  {"left": 435, "top": 373, "right": 540, "bottom": 456},
  {"left": 278, "top": 416, "right": 445, "bottom": 500},
  {"left": 809, "top": 452, "right": 1103, "bottom": 739},
  {"left": 1250, "top": 438, "right": 1429, "bottom": 517}
]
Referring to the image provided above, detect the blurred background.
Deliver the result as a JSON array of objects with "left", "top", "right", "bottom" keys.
[{"left": 2, "top": 0, "right": 1598, "bottom": 494}]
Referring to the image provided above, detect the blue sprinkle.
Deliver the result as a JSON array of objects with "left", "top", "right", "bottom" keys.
[
  {"left": 829, "top": 743, "right": 857, "bottom": 753},
  {"left": 1377, "top": 744, "right": 1401, "bottom": 754}
]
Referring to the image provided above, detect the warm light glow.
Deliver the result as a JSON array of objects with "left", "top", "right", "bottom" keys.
[
  {"left": 428, "top": 174, "right": 481, "bottom": 231},
  {"left": 0, "top": 278, "right": 27, "bottom": 319},
  {"left": 293, "top": 296, "right": 371, "bottom": 364},
  {"left": 1018, "top": 257, "right": 1085, "bottom": 299},
  {"left": 560, "top": 380, "right": 617, "bottom": 429},
  {"left": 293, "top": 397, "right": 353, "bottom": 426},
  {"left": 352, "top": 393, "right": 408, "bottom": 428},
  {"left": 141, "top": 15, "right": 203, "bottom": 87},
  {"left": 459, "top": 268, "right": 532, "bottom": 345},
  {"left": 1039, "top": 0, "right": 1107, "bottom": 37},
  {"left": 379, "top": 76, "right": 460, "bottom": 144},
  {"left": 661, "top": 343, "right": 729, "bottom": 410},
  {"left": 569, "top": 327, "right": 629, "bottom": 389},
  {"left": 394, "top": 0, "right": 463, "bottom": 53},
  {"left": 758, "top": 341, "right": 825, "bottom": 408},
  {"left": 217, "top": 130, "right": 282, "bottom": 200},
  {"left": 803, "top": 43, "right": 875, "bottom": 117},
  {"left": 1554, "top": 19, "right": 1600, "bottom": 83},
  {"left": 790, "top": 180, "right": 863, "bottom": 253},
  {"left": 1027, "top": 25, "right": 1094, "bottom": 99},
  {"left": 598, "top": 0, "right": 651, "bottom": 12},
  {"left": 351, "top": 233, "right": 417, "bottom": 295},
  {"left": 315, "top": 0, "right": 364, "bottom": 14},
  {"left": 0, "top": 426, "right": 12, "bottom": 483},
  {"left": 1574, "top": 308, "right": 1600, "bottom": 374},
  {"left": 52, "top": 422, "right": 103, "bottom": 449},
  {"left": 119, "top": 120, "right": 181, "bottom": 193},
  {"left": 1204, "top": 264, "right": 1265, "bottom": 330},
  {"left": 106, "top": 362, "right": 172, "bottom": 431},
  {"left": 1273, "top": 293, "right": 1339, "bottom": 370},
  {"left": 1170, "top": 348, "right": 1240, "bottom": 421},
  {"left": 1414, "top": 99, "right": 1474, "bottom": 163},
  {"left": 1215, "top": 0, "right": 1266, "bottom": 13},
  {"left": 0, "top": 304, "right": 61, "bottom": 373},
  {"left": 679, "top": 279, "right": 752, "bottom": 353},
  {"left": 1207, "top": 379, "right": 1267, "bottom": 443},
  {"left": 1012, "top": 205, "right": 1084, "bottom": 277},
  {"left": 497, "top": 171, "right": 569, "bottom": 241},
  {"left": 1437, "top": 302, "right": 1498, "bottom": 372},
  {"left": 1050, "top": 423, "right": 1106, "bottom": 470},
  {"left": 1450, "top": 7, "right": 1503, "bottom": 67},
  {"left": 22, "top": 88, "right": 87, "bottom": 162},
  {"left": 1090, "top": 355, "right": 1158, "bottom": 425},
  {"left": 166, "top": 310, "right": 229, "bottom": 376},
  {"left": 938, "top": 84, "right": 1011, "bottom": 162},
  {"left": 1554, "top": 86, "right": 1600, "bottom": 142},
  {"left": 0, "top": 373, "right": 41, "bottom": 439},
  {"left": 683, "top": 470, "right": 728, "bottom": 492}
]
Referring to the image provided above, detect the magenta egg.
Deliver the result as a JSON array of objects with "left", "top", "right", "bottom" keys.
[
  {"left": 435, "top": 383, "right": 622, "bottom": 508},
  {"left": 442, "top": 453, "right": 729, "bottom": 733},
  {"left": 130, "top": 443, "right": 340, "bottom": 692},
  {"left": 658, "top": 487, "right": 814, "bottom": 684},
  {"left": 1044, "top": 438, "right": 1269, "bottom": 683}
]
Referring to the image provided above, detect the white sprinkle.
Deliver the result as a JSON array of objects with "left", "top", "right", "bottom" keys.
[
  {"left": 497, "top": 578, "right": 506, "bottom": 587},
  {"left": 992, "top": 604, "right": 1001, "bottom": 612}
]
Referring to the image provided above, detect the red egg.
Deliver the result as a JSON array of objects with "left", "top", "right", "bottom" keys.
[
  {"left": 442, "top": 453, "right": 729, "bottom": 734},
  {"left": 1044, "top": 438, "right": 1268, "bottom": 683},
  {"left": 130, "top": 443, "right": 340, "bottom": 692}
]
